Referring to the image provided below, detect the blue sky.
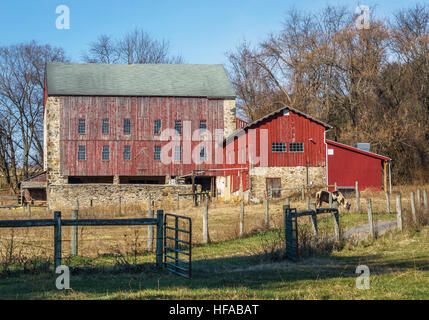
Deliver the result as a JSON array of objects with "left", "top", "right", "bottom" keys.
[{"left": 0, "top": 0, "right": 427, "bottom": 64}]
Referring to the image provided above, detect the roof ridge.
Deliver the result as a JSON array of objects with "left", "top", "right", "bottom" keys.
[{"left": 225, "top": 105, "right": 331, "bottom": 143}]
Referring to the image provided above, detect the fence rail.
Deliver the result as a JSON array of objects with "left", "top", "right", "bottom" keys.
[
  {"left": 0, "top": 211, "right": 165, "bottom": 269},
  {"left": 0, "top": 195, "right": 23, "bottom": 206}
]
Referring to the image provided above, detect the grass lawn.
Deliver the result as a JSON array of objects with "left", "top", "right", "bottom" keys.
[{"left": 0, "top": 221, "right": 427, "bottom": 300}]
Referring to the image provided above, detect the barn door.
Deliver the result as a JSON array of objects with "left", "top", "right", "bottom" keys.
[{"left": 266, "top": 178, "right": 281, "bottom": 198}]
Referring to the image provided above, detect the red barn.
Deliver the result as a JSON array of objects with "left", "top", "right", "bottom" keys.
[
  {"left": 219, "top": 106, "right": 392, "bottom": 201},
  {"left": 43, "top": 63, "right": 237, "bottom": 207},
  {"left": 218, "top": 106, "right": 331, "bottom": 200},
  {"left": 326, "top": 140, "right": 391, "bottom": 192}
]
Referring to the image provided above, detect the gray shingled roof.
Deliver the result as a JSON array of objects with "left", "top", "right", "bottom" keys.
[{"left": 46, "top": 63, "right": 236, "bottom": 98}]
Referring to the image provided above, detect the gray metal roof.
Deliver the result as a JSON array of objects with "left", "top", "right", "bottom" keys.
[{"left": 46, "top": 63, "right": 236, "bottom": 98}]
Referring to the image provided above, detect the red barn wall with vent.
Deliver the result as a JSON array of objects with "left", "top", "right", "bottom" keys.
[
  {"left": 225, "top": 109, "right": 327, "bottom": 168},
  {"left": 223, "top": 109, "right": 327, "bottom": 192}
]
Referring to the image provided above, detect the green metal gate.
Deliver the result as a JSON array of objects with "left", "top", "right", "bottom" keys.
[
  {"left": 163, "top": 213, "right": 192, "bottom": 278},
  {"left": 284, "top": 206, "right": 299, "bottom": 261}
]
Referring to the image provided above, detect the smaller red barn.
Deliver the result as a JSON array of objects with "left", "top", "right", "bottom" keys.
[{"left": 326, "top": 140, "right": 391, "bottom": 192}]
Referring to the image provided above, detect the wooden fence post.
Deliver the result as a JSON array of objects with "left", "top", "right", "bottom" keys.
[
  {"left": 301, "top": 185, "right": 305, "bottom": 200},
  {"left": 396, "top": 195, "right": 403, "bottom": 232},
  {"left": 118, "top": 196, "right": 122, "bottom": 216},
  {"left": 334, "top": 182, "right": 338, "bottom": 191},
  {"left": 155, "top": 210, "right": 164, "bottom": 268},
  {"left": 148, "top": 197, "right": 154, "bottom": 251},
  {"left": 311, "top": 206, "right": 318, "bottom": 243},
  {"left": 71, "top": 209, "right": 78, "bottom": 256},
  {"left": 333, "top": 210, "right": 340, "bottom": 241},
  {"left": 306, "top": 196, "right": 311, "bottom": 223},
  {"left": 416, "top": 189, "right": 421, "bottom": 207},
  {"left": 22, "top": 204, "right": 25, "bottom": 215},
  {"left": 27, "top": 203, "right": 31, "bottom": 218},
  {"left": 410, "top": 192, "right": 417, "bottom": 224},
  {"left": 285, "top": 197, "right": 290, "bottom": 208},
  {"left": 203, "top": 199, "right": 210, "bottom": 244},
  {"left": 329, "top": 192, "right": 333, "bottom": 209},
  {"left": 264, "top": 198, "right": 269, "bottom": 229},
  {"left": 54, "top": 211, "right": 62, "bottom": 269},
  {"left": 424, "top": 189, "right": 428, "bottom": 207},
  {"left": 240, "top": 201, "right": 244, "bottom": 237},
  {"left": 385, "top": 192, "right": 391, "bottom": 214},
  {"left": 366, "top": 199, "right": 375, "bottom": 238},
  {"left": 356, "top": 181, "right": 360, "bottom": 214}
]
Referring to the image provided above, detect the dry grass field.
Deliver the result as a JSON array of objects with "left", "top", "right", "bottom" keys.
[
  {"left": 0, "top": 184, "right": 426, "bottom": 265},
  {"left": 0, "top": 185, "right": 427, "bottom": 299}
]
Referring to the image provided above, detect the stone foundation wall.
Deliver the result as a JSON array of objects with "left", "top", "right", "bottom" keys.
[
  {"left": 45, "top": 96, "right": 67, "bottom": 185},
  {"left": 48, "top": 183, "right": 195, "bottom": 210},
  {"left": 249, "top": 166, "right": 326, "bottom": 202}
]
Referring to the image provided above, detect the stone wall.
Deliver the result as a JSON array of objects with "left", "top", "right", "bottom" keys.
[
  {"left": 223, "top": 99, "right": 236, "bottom": 138},
  {"left": 249, "top": 166, "right": 326, "bottom": 201},
  {"left": 48, "top": 183, "right": 194, "bottom": 210},
  {"left": 45, "top": 96, "right": 67, "bottom": 185}
]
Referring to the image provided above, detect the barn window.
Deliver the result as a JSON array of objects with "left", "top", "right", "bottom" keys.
[
  {"left": 102, "top": 119, "right": 109, "bottom": 134},
  {"left": 102, "top": 146, "right": 110, "bottom": 161},
  {"left": 124, "top": 119, "right": 131, "bottom": 134},
  {"left": 174, "top": 120, "right": 182, "bottom": 135},
  {"left": 283, "top": 109, "right": 290, "bottom": 116},
  {"left": 154, "top": 120, "right": 161, "bottom": 134},
  {"left": 154, "top": 146, "right": 161, "bottom": 160},
  {"left": 78, "top": 146, "right": 86, "bottom": 161},
  {"left": 123, "top": 146, "right": 131, "bottom": 160},
  {"left": 289, "top": 142, "right": 304, "bottom": 153},
  {"left": 174, "top": 146, "right": 182, "bottom": 162},
  {"left": 200, "top": 147, "right": 207, "bottom": 161},
  {"left": 78, "top": 119, "right": 86, "bottom": 134},
  {"left": 272, "top": 142, "right": 287, "bottom": 152},
  {"left": 199, "top": 120, "right": 207, "bottom": 133}
]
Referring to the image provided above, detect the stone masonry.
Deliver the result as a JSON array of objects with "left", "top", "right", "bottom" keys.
[
  {"left": 48, "top": 184, "right": 194, "bottom": 210},
  {"left": 223, "top": 99, "right": 236, "bottom": 138},
  {"left": 249, "top": 166, "right": 326, "bottom": 201},
  {"left": 45, "top": 96, "right": 67, "bottom": 185}
]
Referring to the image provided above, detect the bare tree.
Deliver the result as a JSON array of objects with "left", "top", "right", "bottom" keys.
[
  {"left": 227, "top": 4, "right": 429, "bottom": 184},
  {"left": 0, "top": 41, "right": 67, "bottom": 191},
  {"left": 83, "top": 28, "right": 184, "bottom": 64},
  {"left": 82, "top": 35, "right": 118, "bottom": 64}
]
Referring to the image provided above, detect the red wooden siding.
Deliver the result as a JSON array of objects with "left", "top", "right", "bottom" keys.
[
  {"left": 236, "top": 118, "right": 248, "bottom": 129},
  {"left": 60, "top": 96, "right": 225, "bottom": 177},
  {"left": 225, "top": 109, "right": 327, "bottom": 168},
  {"left": 327, "top": 140, "right": 390, "bottom": 191}
]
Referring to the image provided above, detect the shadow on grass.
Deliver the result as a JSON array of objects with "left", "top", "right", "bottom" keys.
[{"left": 0, "top": 226, "right": 428, "bottom": 299}]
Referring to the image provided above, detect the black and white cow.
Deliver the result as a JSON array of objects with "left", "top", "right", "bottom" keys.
[{"left": 315, "top": 190, "right": 351, "bottom": 210}]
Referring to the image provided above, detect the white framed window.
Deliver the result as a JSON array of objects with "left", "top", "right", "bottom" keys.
[
  {"left": 272, "top": 142, "right": 287, "bottom": 153},
  {"left": 102, "top": 146, "right": 110, "bottom": 161},
  {"left": 124, "top": 146, "right": 131, "bottom": 160},
  {"left": 78, "top": 146, "right": 86, "bottom": 160},
  {"left": 174, "top": 146, "right": 182, "bottom": 162},
  {"left": 289, "top": 142, "right": 304, "bottom": 153},
  {"left": 78, "top": 119, "right": 86, "bottom": 134}
]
